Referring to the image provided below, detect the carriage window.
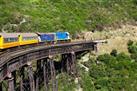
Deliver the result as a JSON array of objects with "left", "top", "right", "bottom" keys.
[
  {"left": 4, "top": 37, "right": 18, "bottom": 43},
  {"left": 23, "top": 36, "right": 37, "bottom": 40}
]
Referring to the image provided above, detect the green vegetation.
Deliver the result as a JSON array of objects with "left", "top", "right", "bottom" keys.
[
  {"left": 77, "top": 41, "right": 137, "bottom": 91},
  {"left": 0, "top": 0, "right": 137, "bottom": 33},
  {"left": 128, "top": 40, "right": 137, "bottom": 61},
  {"left": 57, "top": 73, "right": 76, "bottom": 91},
  {"left": 54, "top": 41, "right": 137, "bottom": 91},
  {"left": 1, "top": 0, "right": 137, "bottom": 91}
]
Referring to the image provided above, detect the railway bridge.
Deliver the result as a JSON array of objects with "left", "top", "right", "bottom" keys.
[{"left": 0, "top": 40, "right": 103, "bottom": 91}]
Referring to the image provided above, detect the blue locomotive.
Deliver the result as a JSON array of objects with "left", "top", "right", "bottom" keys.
[
  {"left": 38, "top": 32, "right": 71, "bottom": 43},
  {"left": 56, "top": 32, "right": 70, "bottom": 41}
]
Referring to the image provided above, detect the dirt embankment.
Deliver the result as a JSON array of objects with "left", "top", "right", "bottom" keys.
[{"left": 81, "top": 24, "right": 137, "bottom": 55}]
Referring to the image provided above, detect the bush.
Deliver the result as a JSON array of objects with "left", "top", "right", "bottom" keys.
[
  {"left": 97, "top": 54, "right": 116, "bottom": 66},
  {"left": 116, "top": 53, "right": 131, "bottom": 62},
  {"left": 110, "top": 49, "right": 117, "bottom": 57},
  {"left": 128, "top": 45, "right": 137, "bottom": 54},
  {"left": 89, "top": 64, "right": 107, "bottom": 79},
  {"left": 131, "top": 53, "right": 137, "bottom": 61},
  {"left": 127, "top": 40, "right": 134, "bottom": 46}
]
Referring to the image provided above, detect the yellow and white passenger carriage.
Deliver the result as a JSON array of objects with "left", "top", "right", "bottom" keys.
[
  {"left": 0, "top": 33, "right": 20, "bottom": 49},
  {"left": 19, "top": 33, "right": 38, "bottom": 46},
  {"left": 0, "top": 33, "right": 39, "bottom": 49}
]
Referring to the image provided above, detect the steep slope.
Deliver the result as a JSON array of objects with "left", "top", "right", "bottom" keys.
[{"left": 0, "top": 0, "right": 137, "bottom": 33}]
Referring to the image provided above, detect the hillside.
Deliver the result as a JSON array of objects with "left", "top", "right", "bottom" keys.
[
  {"left": 1, "top": 1, "right": 137, "bottom": 91},
  {"left": 93, "top": 24, "right": 137, "bottom": 55},
  {"left": 0, "top": 0, "right": 137, "bottom": 33}
]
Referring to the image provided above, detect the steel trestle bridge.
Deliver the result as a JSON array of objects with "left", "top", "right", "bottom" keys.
[{"left": 0, "top": 40, "right": 103, "bottom": 91}]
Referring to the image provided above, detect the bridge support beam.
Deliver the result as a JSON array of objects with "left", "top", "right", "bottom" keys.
[
  {"left": 27, "top": 65, "right": 35, "bottom": 91},
  {"left": 0, "top": 82, "right": 3, "bottom": 91},
  {"left": 35, "top": 60, "right": 44, "bottom": 91},
  {"left": 49, "top": 59, "right": 57, "bottom": 91},
  {"left": 43, "top": 59, "right": 49, "bottom": 91},
  {"left": 20, "top": 77, "right": 23, "bottom": 91},
  {"left": 64, "top": 52, "right": 77, "bottom": 76},
  {"left": 94, "top": 43, "right": 98, "bottom": 53},
  {"left": 8, "top": 76, "right": 15, "bottom": 91},
  {"left": 61, "top": 52, "right": 77, "bottom": 76},
  {"left": 35, "top": 77, "right": 39, "bottom": 91},
  {"left": 19, "top": 67, "right": 25, "bottom": 91},
  {"left": 12, "top": 71, "right": 16, "bottom": 90},
  {"left": 70, "top": 52, "right": 76, "bottom": 76},
  {"left": 61, "top": 54, "right": 68, "bottom": 72}
]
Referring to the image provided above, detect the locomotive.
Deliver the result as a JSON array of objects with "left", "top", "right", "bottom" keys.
[{"left": 0, "top": 32, "right": 71, "bottom": 49}]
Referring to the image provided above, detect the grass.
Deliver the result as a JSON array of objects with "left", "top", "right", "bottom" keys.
[
  {"left": 0, "top": 0, "right": 137, "bottom": 34},
  {"left": 91, "top": 24, "right": 137, "bottom": 55}
]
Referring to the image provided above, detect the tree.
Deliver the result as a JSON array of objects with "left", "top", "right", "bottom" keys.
[
  {"left": 97, "top": 54, "right": 116, "bottom": 66},
  {"left": 110, "top": 49, "right": 117, "bottom": 57},
  {"left": 116, "top": 53, "right": 131, "bottom": 62},
  {"left": 127, "top": 40, "right": 134, "bottom": 46},
  {"left": 128, "top": 45, "right": 137, "bottom": 54}
]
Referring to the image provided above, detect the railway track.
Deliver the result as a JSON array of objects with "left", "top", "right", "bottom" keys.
[
  {"left": 0, "top": 40, "right": 93, "bottom": 66},
  {"left": 0, "top": 39, "right": 106, "bottom": 68}
]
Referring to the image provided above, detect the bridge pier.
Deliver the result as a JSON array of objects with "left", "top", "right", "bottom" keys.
[
  {"left": 0, "top": 82, "right": 3, "bottom": 91},
  {"left": 61, "top": 52, "right": 77, "bottom": 76},
  {"left": 64, "top": 52, "right": 77, "bottom": 76},
  {"left": 94, "top": 43, "right": 98, "bottom": 53},
  {"left": 27, "top": 64, "right": 35, "bottom": 91},
  {"left": 19, "top": 67, "right": 25, "bottom": 91},
  {"left": 35, "top": 77, "right": 39, "bottom": 91},
  {"left": 35, "top": 60, "right": 40, "bottom": 91},
  {"left": 20, "top": 77, "right": 23, "bottom": 91},
  {"left": 8, "top": 76, "right": 15, "bottom": 91},
  {"left": 35, "top": 59, "right": 44, "bottom": 91},
  {"left": 43, "top": 59, "right": 49, "bottom": 91},
  {"left": 70, "top": 52, "right": 76, "bottom": 76},
  {"left": 61, "top": 54, "right": 68, "bottom": 72},
  {"left": 49, "top": 59, "right": 57, "bottom": 91},
  {"left": 12, "top": 71, "right": 16, "bottom": 90}
]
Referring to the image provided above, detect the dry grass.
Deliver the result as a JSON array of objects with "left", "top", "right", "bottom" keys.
[{"left": 82, "top": 24, "right": 137, "bottom": 55}]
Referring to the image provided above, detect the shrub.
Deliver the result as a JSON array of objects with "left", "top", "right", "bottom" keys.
[
  {"left": 97, "top": 54, "right": 116, "bottom": 66},
  {"left": 127, "top": 40, "right": 134, "bottom": 46},
  {"left": 128, "top": 45, "right": 137, "bottom": 54},
  {"left": 110, "top": 49, "right": 117, "bottom": 57},
  {"left": 116, "top": 53, "right": 131, "bottom": 62}
]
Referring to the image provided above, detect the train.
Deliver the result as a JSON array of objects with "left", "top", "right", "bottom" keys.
[{"left": 0, "top": 32, "right": 71, "bottom": 49}]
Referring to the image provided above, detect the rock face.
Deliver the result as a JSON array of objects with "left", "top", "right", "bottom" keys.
[
  {"left": 78, "top": 53, "right": 90, "bottom": 72},
  {"left": 77, "top": 24, "right": 137, "bottom": 54},
  {"left": 81, "top": 31, "right": 93, "bottom": 40},
  {"left": 75, "top": 31, "right": 93, "bottom": 40},
  {"left": 75, "top": 53, "right": 90, "bottom": 91},
  {"left": 74, "top": 77, "right": 83, "bottom": 91}
]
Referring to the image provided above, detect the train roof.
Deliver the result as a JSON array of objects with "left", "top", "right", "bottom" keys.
[
  {"left": 0, "top": 33, "right": 19, "bottom": 38},
  {"left": 37, "top": 33, "right": 56, "bottom": 34},
  {"left": 19, "top": 33, "right": 37, "bottom": 37},
  {"left": 0, "top": 33, "right": 37, "bottom": 38}
]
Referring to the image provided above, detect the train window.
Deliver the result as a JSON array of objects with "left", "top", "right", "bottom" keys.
[
  {"left": 23, "top": 36, "right": 37, "bottom": 40},
  {"left": 4, "top": 37, "right": 18, "bottom": 43}
]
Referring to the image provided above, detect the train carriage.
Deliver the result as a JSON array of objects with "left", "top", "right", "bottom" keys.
[
  {"left": 19, "top": 33, "right": 39, "bottom": 46},
  {"left": 0, "top": 33, "right": 20, "bottom": 49},
  {"left": 37, "top": 33, "right": 56, "bottom": 44},
  {"left": 38, "top": 33, "right": 55, "bottom": 41}
]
